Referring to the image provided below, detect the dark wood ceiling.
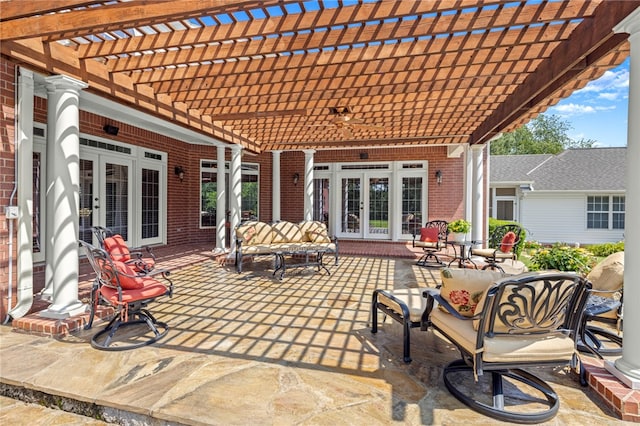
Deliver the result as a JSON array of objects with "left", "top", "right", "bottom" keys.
[{"left": 1, "top": 0, "right": 637, "bottom": 153}]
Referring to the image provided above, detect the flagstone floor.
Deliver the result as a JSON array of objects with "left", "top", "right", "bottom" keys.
[{"left": 0, "top": 244, "right": 629, "bottom": 425}]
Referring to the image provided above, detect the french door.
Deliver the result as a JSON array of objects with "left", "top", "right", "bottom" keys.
[
  {"left": 338, "top": 173, "right": 390, "bottom": 239},
  {"left": 79, "top": 154, "right": 132, "bottom": 245}
]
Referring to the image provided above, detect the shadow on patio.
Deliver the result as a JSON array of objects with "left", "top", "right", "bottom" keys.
[{"left": 0, "top": 246, "right": 621, "bottom": 425}]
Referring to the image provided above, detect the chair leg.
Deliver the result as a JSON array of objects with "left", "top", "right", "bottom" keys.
[
  {"left": 443, "top": 359, "right": 560, "bottom": 424},
  {"left": 91, "top": 308, "right": 169, "bottom": 351},
  {"left": 402, "top": 318, "right": 412, "bottom": 363}
]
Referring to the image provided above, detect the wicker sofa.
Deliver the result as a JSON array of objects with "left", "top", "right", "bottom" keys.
[{"left": 235, "top": 220, "right": 338, "bottom": 273}]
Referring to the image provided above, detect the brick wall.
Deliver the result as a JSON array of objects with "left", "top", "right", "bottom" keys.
[{"left": 0, "top": 60, "right": 17, "bottom": 320}]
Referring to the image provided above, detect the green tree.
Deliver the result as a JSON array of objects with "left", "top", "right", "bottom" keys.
[{"left": 490, "top": 114, "right": 596, "bottom": 155}]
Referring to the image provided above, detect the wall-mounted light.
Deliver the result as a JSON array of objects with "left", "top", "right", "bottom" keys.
[
  {"left": 293, "top": 173, "right": 300, "bottom": 186},
  {"left": 175, "top": 166, "right": 185, "bottom": 182},
  {"left": 435, "top": 170, "right": 442, "bottom": 185},
  {"left": 103, "top": 124, "right": 119, "bottom": 136}
]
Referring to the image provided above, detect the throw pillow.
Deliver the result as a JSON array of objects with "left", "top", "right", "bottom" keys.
[
  {"left": 107, "top": 260, "right": 144, "bottom": 290},
  {"left": 439, "top": 268, "right": 506, "bottom": 317},
  {"left": 307, "top": 230, "right": 331, "bottom": 243},
  {"left": 420, "top": 227, "right": 439, "bottom": 242},
  {"left": 103, "top": 235, "right": 131, "bottom": 262},
  {"left": 499, "top": 231, "right": 517, "bottom": 253}
]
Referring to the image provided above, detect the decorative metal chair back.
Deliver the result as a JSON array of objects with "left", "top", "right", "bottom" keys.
[
  {"left": 91, "top": 226, "right": 114, "bottom": 248},
  {"left": 488, "top": 224, "right": 523, "bottom": 255},
  {"left": 426, "top": 220, "right": 449, "bottom": 246},
  {"left": 479, "top": 273, "right": 589, "bottom": 338}
]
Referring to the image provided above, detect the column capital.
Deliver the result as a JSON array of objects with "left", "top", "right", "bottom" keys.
[
  {"left": 614, "top": 6, "right": 640, "bottom": 34},
  {"left": 303, "top": 149, "right": 316, "bottom": 157},
  {"left": 470, "top": 144, "right": 485, "bottom": 152},
  {"left": 230, "top": 144, "right": 242, "bottom": 154},
  {"left": 271, "top": 150, "right": 282, "bottom": 155},
  {"left": 19, "top": 67, "right": 34, "bottom": 80},
  {"left": 44, "top": 74, "right": 88, "bottom": 91}
]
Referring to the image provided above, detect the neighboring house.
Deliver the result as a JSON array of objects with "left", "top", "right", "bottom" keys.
[{"left": 489, "top": 148, "right": 626, "bottom": 245}]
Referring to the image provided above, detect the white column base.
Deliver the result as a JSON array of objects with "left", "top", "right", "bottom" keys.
[
  {"left": 605, "top": 360, "right": 640, "bottom": 390},
  {"left": 39, "top": 302, "right": 87, "bottom": 320}
]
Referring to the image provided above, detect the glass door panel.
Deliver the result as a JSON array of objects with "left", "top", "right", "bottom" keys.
[
  {"left": 100, "top": 157, "right": 132, "bottom": 242},
  {"left": 367, "top": 177, "right": 389, "bottom": 238},
  {"left": 402, "top": 176, "right": 423, "bottom": 236},
  {"left": 79, "top": 158, "right": 96, "bottom": 244},
  {"left": 313, "top": 178, "right": 330, "bottom": 226},
  {"left": 141, "top": 167, "right": 160, "bottom": 240},
  {"left": 340, "top": 177, "right": 362, "bottom": 237}
]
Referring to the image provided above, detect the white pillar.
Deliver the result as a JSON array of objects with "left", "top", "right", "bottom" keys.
[
  {"left": 303, "top": 150, "right": 315, "bottom": 221},
  {"left": 229, "top": 145, "right": 242, "bottom": 253},
  {"left": 40, "top": 75, "right": 88, "bottom": 319},
  {"left": 215, "top": 145, "right": 227, "bottom": 252},
  {"left": 272, "top": 150, "right": 281, "bottom": 222},
  {"left": 463, "top": 144, "right": 473, "bottom": 224},
  {"left": 608, "top": 7, "right": 640, "bottom": 384},
  {"left": 8, "top": 68, "right": 35, "bottom": 319},
  {"left": 471, "top": 144, "right": 485, "bottom": 246}
]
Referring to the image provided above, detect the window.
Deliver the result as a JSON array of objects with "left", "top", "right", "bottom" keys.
[
  {"left": 587, "top": 195, "right": 625, "bottom": 230},
  {"left": 200, "top": 160, "right": 259, "bottom": 227}
]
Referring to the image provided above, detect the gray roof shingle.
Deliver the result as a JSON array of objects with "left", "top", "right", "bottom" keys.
[{"left": 490, "top": 148, "right": 626, "bottom": 191}]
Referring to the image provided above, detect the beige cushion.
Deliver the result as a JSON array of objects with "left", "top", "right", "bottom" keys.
[
  {"left": 431, "top": 308, "right": 575, "bottom": 363},
  {"left": 377, "top": 288, "right": 431, "bottom": 323},
  {"left": 414, "top": 241, "right": 439, "bottom": 249},
  {"left": 439, "top": 268, "right": 506, "bottom": 317},
  {"left": 587, "top": 251, "right": 624, "bottom": 293},
  {"left": 299, "top": 221, "right": 329, "bottom": 242},
  {"left": 471, "top": 248, "right": 515, "bottom": 259},
  {"left": 272, "top": 221, "right": 304, "bottom": 243},
  {"left": 237, "top": 221, "right": 273, "bottom": 246}
]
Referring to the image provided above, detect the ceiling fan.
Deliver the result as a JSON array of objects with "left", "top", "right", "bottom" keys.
[{"left": 317, "top": 107, "right": 387, "bottom": 139}]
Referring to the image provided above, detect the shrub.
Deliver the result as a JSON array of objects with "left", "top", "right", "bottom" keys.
[
  {"left": 587, "top": 241, "right": 624, "bottom": 257},
  {"left": 529, "top": 243, "right": 596, "bottom": 275}
]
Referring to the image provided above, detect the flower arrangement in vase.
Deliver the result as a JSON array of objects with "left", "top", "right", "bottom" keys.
[{"left": 448, "top": 219, "right": 471, "bottom": 243}]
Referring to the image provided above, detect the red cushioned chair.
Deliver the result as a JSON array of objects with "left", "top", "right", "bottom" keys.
[
  {"left": 80, "top": 240, "right": 173, "bottom": 351},
  {"left": 412, "top": 220, "right": 448, "bottom": 267},
  {"left": 92, "top": 226, "right": 156, "bottom": 274},
  {"left": 470, "top": 224, "right": 523, "bottom": 272}
]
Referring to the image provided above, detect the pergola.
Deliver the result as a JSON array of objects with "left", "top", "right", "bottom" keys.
[
  {"left": 0, "top": 0, "right": 635, "bottom": 152},
  {"left": 2, "top": 0, "right": 640, "bottom": 389}
]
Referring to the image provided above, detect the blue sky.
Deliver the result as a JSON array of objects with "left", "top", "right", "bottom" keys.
[{"left": 545, "top": 58, "right": 629, "bottom": 147}]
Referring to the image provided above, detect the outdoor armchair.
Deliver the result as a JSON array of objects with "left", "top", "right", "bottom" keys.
[
  {"left": 412, "top": 220, "right": 448, "bottom": 267},
  {"left": 423, "top": 271, "right": 590, "bottom": 424},
  {"left": 92, "top": 226, "right": 157, "bottom": 274},
  {"left": 470, "top": 224, "right": 523, "bottom": 272},
  {"left": 80, "top": 240, "right": 173, "bottom": 351}
]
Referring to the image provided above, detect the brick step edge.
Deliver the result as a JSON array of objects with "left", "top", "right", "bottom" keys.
[{"left": 11, "top": 306, "right": 114, "bottom": 338}]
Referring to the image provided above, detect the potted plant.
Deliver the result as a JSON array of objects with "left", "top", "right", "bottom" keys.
[{"left": 448, "top": 219, "right": 471, "bottom": 243}]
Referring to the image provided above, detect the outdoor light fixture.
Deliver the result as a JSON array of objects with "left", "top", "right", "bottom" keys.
[
  {"left": 103, "top": 124, "right": 119, "bottom": 136},
  {"left": 293, "top": 173, "right": 300, "bottom": 186},
  {"left": 175, "top": 166, "right": 185, "bottom": 182},
  {"left": 435, "top": 170, "right": 442, "bottom": 185}
]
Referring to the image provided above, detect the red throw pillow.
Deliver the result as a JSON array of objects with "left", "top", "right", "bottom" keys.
[
  {"left": 110, "top": 260, "right": 144, "bottom": 290},
  {"left": 103, "top": 235, "right": 131, "bottom": 262},
  {"left": 500, "top": 231, "right": 517, "bottom": 253},
  {"left": 420, "top": 227, "right": 439, "bottom": 242}
]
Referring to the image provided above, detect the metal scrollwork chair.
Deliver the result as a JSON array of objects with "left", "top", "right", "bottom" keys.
[
  {"left": 412, "top": 220, "right": 448, "bottom": 267},
  {"left": 91, "top": 226, "right": 157, "bottom": 274},
  {"left": 423, "top": 272, "right": 590, "bottom": 424},
  {"left": 80, "top": 240, "right": 173, "bottom": 351},
  {"left": 470, "top": 224, "right": 523, "bottom": 272}
]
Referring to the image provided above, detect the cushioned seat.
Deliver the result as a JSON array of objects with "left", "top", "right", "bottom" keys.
[
  {"left": 470, "top": 224, "right": 523, "bottom": 272},
  {"left": 80, "top": 240, "right": 173, "bottom": 351},
  {"left": 412, "top": 220, "right": 448, "bottom": 267},
  {"left": 423, "top": 271, "right": 590, "bottom": 424}
]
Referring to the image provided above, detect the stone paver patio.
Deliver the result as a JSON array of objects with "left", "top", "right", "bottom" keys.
[{"left": 0, "top": 251, "right": 626, "bottom": 425}]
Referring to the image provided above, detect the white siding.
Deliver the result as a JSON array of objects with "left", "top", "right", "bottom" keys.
[{"left": 519, "top": 192, "right": 625, "bottom": 245}]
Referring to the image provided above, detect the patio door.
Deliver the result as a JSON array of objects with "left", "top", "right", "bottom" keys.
[
  {"left": 338, "top": 173, "right": 390, "bottom": 239},
  {"left": 79, "top": 154, "right": 132, "bottom": 245}
]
